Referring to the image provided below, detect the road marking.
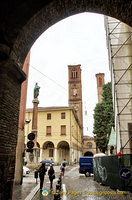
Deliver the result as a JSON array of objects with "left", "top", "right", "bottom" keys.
[
  {"left": 61, "top": 166, "right": 78, "bottom": 200},
  {"left": 25, "top": 183, "right": 39, "bottom": 200},
  {"left": 62, "top": 184, "right": 67, "bottom": 200},
  {"left": 65, "top": 166, "right": 78, "bottom": 176}
]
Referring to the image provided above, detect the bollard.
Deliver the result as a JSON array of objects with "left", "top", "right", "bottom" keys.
[
  {"left": 54, "top": 192, "right": 61, "bottom": 200},
  {"left": 59, "top": 175, "right": 62, "bottom": 189},
  {"left": 59, "top": 174, "right": 62, "bottom": 184},
  {"left": 34, "top": 170, "right": 38, "bottom": 184},
  {"left": 59, "top": 177, "right": 62, "bottom": 183},
  {"left": 57, "top": 180, "right": 61, "bottom": 190},
  {"left": 56, "top": 183, "right": 60, "bottom": 192},
  {"left": 57, "top": 180, "right": 61, "bottom": 184}
]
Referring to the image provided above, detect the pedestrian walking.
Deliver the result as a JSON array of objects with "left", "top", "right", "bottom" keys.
[
  {"left": 48, "top": 165, "right": 55, "bottom": 190},
  {"left": 60, "top": 163, "right": 65, "bottom": 176},
  {"left": 38, "top": 163, "right": 47, "bottom": 190}
]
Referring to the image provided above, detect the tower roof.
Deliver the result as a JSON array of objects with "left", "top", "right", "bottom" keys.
[{"left": 108, "top": 127, "right": 116, "bottom": 146}]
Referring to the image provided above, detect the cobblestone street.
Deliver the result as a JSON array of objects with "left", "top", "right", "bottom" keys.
[{"left": 31, "top": 165, "right": 132, "bottom": 200}]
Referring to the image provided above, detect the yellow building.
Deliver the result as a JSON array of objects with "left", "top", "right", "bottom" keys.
[{"left": 25, "top": 106, "right": 82, "bottom": 165}]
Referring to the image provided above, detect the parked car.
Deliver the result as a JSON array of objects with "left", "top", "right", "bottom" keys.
[
  {"left": 79, "top": 156, "right": 93, "bottom": 177},
  {"left": 23, "top": 166, "right": 30, "bottom": 176}
]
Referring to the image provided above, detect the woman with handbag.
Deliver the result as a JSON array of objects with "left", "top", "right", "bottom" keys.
[{"left": 48, "top": 165, "right": 55, "bottom": 190}]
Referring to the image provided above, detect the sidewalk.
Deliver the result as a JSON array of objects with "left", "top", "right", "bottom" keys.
[{"left": 12, "top": 171, "right": 39, "bottom": 200}]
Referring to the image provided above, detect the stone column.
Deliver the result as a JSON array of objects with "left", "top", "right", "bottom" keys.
[
  {"left": 69, "top": 148, "right": 73, "bottom": 164},
  {"left": 32, "top": 99, "right": 39, "bottom": 141},
  {"left": 0, "top": 55, "right": 26, "bottom": 199},
  {"left": 40, "top": 148, "right": 43, "bottom": 162},
  {"left": 32, "top": 98, "right": 39, "bottom": 163},
  {"left": 54, "top": 148, "right": 58, "bottom": 164}
]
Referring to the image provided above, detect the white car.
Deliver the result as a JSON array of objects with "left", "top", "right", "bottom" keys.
[{"left": 23, "top": 166, "right": 30, "bottom": 176}]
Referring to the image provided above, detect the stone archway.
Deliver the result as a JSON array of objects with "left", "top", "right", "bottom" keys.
[
  {"left": 10, "top": 1, "right": 132, "bottom": 65},
  {"left": 57, "top": 141, "right": 70, "bottom": 164},
  {"left": 42, "top": 141, "right": 55, "bottom": 161},
  {"left": 0, "top": 1, "right": 132, "bottom": 199}
]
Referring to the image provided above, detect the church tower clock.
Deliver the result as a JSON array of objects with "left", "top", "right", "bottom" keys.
[{"left": 68, "top": 64, "right": 83, "bottom": 127}]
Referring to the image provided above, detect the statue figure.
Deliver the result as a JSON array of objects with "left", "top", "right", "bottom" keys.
[{"left": 33, "top": 83, "right": 40, "bottom": 99}]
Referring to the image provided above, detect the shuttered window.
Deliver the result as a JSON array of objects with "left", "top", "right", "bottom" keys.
[
  {"left": 61, "top": 112, "right": 66, "bottom": 119},
  {"left": 46, "top": 126, "right": 51, "bottom": 136},
  {"left": 61, "top": 125, "right": 66, "bottom": 135}
]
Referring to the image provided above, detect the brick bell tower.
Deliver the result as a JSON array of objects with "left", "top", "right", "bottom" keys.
[
  {"left": 96, "top": 73, "right": 105, "bottom": 103},
  {"left": 68, "top": 64, "right": 83, "bottom": 127}
]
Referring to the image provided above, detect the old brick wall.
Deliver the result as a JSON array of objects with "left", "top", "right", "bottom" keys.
[{"left": 0, "top": 58, "right": 26, "bottom": 199}]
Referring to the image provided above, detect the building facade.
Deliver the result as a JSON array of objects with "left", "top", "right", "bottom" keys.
[
  {"left": 83, "top": 136, "right": 97, "bottom": 156},
  {"left": 68, "top": 65, "right": 83, "bottom": 127},
  {"left": 25, "top": 107, "right": 82, "bottom": 166},
  {"left": 105, "top": 16, "right": 132, "bottom": 154},
  {"left": 14, "top": 52, "right": 30, "bottom": 184}
]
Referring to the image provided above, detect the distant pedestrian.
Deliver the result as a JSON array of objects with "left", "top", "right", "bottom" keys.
[
  {"left": 60, "top": 163, "right": 65, "bottom": 176},
  {"left": 38, "top": 163, "right": 47, "bottom": 190},
  {"left": 48, "top": 165, "right": 55, "bottom": 190}
]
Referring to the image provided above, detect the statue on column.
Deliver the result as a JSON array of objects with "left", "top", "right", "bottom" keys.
[{"left": 33, "top": 83, "right": 40, "bottom": 99}]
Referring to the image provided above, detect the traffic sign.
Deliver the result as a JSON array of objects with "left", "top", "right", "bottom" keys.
[
  {"left": 27, "top": 141, "right": 34, "bottom": 149},
  {"left": 120, "top": 168, "right": 131, "bottom": 180},
  {"left": 28, "top": 132, "right": 35, "bottom": 140},
  {"left": 26, "top": 148, "right": 33, "bottom": 153}
]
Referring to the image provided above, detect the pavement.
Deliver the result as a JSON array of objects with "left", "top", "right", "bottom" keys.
[
  {"left": 12, "top": 172, "right": 39, "bottom": 200},
  {"left": 12, "top": 165, "right": 63, "bottom": 200}
]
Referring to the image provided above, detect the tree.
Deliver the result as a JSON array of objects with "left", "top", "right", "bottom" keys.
[{"left": 93, "top": 82, "right": 114, "bottom": 153}]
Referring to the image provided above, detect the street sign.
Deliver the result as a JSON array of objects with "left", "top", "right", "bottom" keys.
[
  {"left": 28, "top": 132, "right": 35, "bottom": 140},
  {"left": 27, "top": 141, "right": 34, "bottom": 149},
  {"left": 120, "top": 168, "right": 131, "bottom": 180}
]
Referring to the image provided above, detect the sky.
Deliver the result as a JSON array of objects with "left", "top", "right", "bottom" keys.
[{"left": 26, "top": 13, "right": 111, "bottom": 136}]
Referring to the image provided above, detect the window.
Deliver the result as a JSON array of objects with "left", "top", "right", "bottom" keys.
[
  {"left": 47, "top": 113, "right": 51, "bottom": 120},
  {"left": 61, "top": 125, "right": 66, "bottom": 135},
  {"left": 99, "top": 77, "right": 102, "bottom": 86},
  {"left": 72, "top": 71, "right": 77, "bottom": 79},
  {"left": 61, "top": 112, "right": 66, "bottom": 119},
  {"left": 87, "top": 142, "right": 92, "bottom": 148},
  {"left": 46, "top": 126, "right": 51, "bottom": 136},
  {"left": 49, "top": 149, "right": 53, "bottom": 157}
]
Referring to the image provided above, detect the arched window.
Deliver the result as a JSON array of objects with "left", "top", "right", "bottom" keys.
[
  {"left": 99, "top": 77, "right": 102, "bottom": 86},
  {"left": 72, "top": 71, "right": 77, "bottom": 79},
  {"left": 87, "top": 142, "right": 92, "bottom": 148}
]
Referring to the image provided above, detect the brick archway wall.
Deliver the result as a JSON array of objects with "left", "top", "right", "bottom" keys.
[{"left": 0, "top": 0, "right": 131, "bottom": 65}]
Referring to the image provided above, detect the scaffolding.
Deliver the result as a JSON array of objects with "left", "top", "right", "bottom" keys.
[{"left": 104, "top": 16, "right": 132, "bottom": 154}]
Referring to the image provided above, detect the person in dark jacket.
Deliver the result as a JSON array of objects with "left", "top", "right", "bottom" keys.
[
  {"left": 48, "top": 165, "right": 55, "bottom": 190},
  {"left": 60, "top": 163, "right": 65, "bottom": 176},
  {"left": 38, "top": 163, "right": 47, "bottom": 190}
]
